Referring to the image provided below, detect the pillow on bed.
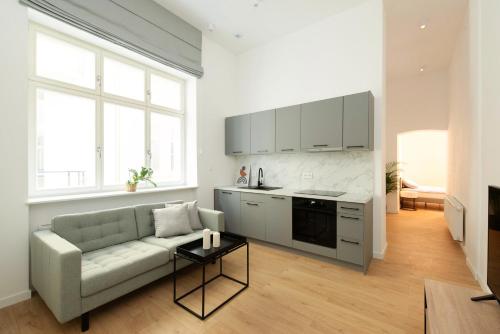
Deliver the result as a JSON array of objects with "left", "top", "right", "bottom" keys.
[{"left": 402, "top": 178, "right": 419, "bottom": 189}]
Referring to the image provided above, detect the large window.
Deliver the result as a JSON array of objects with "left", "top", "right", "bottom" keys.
[{"left": 29, "top": 25, "right": 186, "bottom": 196}]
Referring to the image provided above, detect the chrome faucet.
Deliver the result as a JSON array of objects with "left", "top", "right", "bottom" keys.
[{"left": 257, "top": 168, "right": 264, "bottom": 187}]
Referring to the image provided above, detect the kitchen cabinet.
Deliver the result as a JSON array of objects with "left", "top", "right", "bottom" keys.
[
  {"left": 214, "top": 190, "right": 241, "bottom": 234},
  {"left": 336, "top": 200, "right": 373, "bottom": 273},
  {"left": 241, "top": 199, "right": 267, "bottom": 240},
  {"left": 276, "top": 105, "right": 301, "bottom": 153},
  {"left": 300, "top": 97, "right": 343, "bottom": 151},
  {"left": 251, "top": 109, "right": 276, "bottom": 154},
  {"left": 343, "top": 91, "right": 374, "bottom": 150},
  {"left": 225, "top": 115, "right": 250, "bottom": 155},
  {"left": 265, "top": 195, "right": 292, "bottom": 247}
]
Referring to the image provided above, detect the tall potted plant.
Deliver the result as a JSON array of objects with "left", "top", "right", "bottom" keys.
[
  {"left": 126, "top": 167, "right": 157, "bottom": 192},
  {"left": 386, "top": 161, "right": 400, "bottom": 194}
]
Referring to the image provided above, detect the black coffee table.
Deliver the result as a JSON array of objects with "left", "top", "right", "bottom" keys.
[{"left": 173, "top": 232, "right": 249, "bottom": 320}]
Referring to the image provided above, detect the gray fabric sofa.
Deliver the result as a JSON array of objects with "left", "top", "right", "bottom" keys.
[{"left": 30, "top": 201, "right": 224, "bottom": 331}]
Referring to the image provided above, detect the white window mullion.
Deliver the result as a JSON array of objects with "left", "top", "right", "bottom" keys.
[
  {"left": 145, "top": 109, "right": 152, "bottom": 169},
  {"left": 96, "top": 97, "right": 104, "bottom": 191}
]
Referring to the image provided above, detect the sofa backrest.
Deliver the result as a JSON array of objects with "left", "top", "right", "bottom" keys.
[
  {"left": 52, "top": 207, "right": 138, "bottom": 253},
  {"left": 134, "top": 200, "right": 183, "bottom": 238}
]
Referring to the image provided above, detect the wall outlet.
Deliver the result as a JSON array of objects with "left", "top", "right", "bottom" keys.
[{"left": 302, "top": 172, "right": 313, "bottom": 180}]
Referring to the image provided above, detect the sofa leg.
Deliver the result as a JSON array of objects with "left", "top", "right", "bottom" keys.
[{"left": 81, "top": 312, "right": 89, "bottom": 332}]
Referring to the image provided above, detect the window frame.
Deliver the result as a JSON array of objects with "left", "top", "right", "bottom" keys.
[{"left": 28, "top": 23, "right": 187, "bottom": 197}]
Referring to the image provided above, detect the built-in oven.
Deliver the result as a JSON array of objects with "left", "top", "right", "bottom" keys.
[{"left": 292, "top": 197, "right": 337, "bottom": 249}]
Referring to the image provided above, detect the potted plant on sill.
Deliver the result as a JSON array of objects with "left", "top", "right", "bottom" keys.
[{"left": 126, "top": 167, "right": 157, "bottom": 192}]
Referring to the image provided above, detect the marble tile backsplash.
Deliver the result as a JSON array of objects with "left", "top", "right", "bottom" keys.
[{"left": 235, "top": 151, "right": 373, "bottom": 195}]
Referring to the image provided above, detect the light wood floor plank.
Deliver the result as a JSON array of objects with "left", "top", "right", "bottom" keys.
[{"left": 0, "top": 209, "right": 478, "bottom": 333}]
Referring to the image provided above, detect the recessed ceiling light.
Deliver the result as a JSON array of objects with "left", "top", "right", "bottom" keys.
[
  {"left": 420, "top": 24, "right": 427, "bottom": 30},
  {"left": 234, "top": 33, "right": 243, "bottom": 39}
]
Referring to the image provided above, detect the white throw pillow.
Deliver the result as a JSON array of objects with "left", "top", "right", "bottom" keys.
[
  {"left": 153, "top": 204, "right": 193, "bottom": 238},
  {"left": 166, "top": 200, "right": 203, "bottom": 230}
]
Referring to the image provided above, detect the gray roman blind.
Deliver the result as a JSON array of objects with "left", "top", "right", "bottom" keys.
[{"left": 20, "top": 0, "right": 204, "bottom": 77}]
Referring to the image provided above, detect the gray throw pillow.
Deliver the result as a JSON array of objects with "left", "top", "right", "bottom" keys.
[
  {"left": 153, "top": 204, "right": 193, "bottom": 238},
  {"left": 166, "top": 200, "right": 203, "bottom": 230}
]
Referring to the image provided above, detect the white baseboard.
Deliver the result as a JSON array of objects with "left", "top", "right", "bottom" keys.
[
  {"left": 373, "top": 243, "right": 387, "bottom": 259},
  {"left": 0, "top": 290, "right": 31, "bottom": 309}
]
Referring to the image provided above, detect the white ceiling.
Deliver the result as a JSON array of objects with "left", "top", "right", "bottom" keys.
[
  {"left": 154, "top": 0, "right": 368, "bottom": 54},
  {"left": 385, "top": 0, "right": 468, "bottom": 79}
]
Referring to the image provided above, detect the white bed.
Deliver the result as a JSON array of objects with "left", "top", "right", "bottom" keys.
[{"left": 401, "top": 180, "right": 446, "bottom": 206}]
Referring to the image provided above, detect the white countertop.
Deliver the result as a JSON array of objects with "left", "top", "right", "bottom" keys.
[{"left": 214, "top": 186, "right": 372, "bottom": 204}]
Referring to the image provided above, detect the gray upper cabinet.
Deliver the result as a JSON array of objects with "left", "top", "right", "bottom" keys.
[
  {"left": 343, "top": 91, "right": 374, "bottom": 151},
  {"left": 265, "top": 195, "right": 292, "bottom": 247},
  {"left": 300, "top": 97, "right": 343, "bottom": 151},
  {"left": 214, "top": 190, "right": 241, "bottom": 234},
  {"left": 225, "top": 115, "right": 250, "bottom": 155},
  {"left": 276, "top": 105, "right": 301, "bottom": 153},
  {"left": 250, "top": 109, "right": 276, "bottom": 154}
]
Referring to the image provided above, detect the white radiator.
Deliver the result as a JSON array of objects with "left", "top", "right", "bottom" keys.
[{"left": 444, "top": 195, "right": 464, "bottom": 241}]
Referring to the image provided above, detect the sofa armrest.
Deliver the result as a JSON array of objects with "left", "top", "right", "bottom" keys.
[
  {"left": 198, "top": 208, "right": 225, "bottom": 232},
  {"left": 31, "top": 230, "right": 82, "bottom": 323}
]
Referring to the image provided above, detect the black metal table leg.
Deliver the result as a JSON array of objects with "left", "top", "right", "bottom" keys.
[
  {"left": 173, "top": 253, "right": 177, "bottom": 301},
  {"left": 202, "top": 263, "right": 206, "bottom": 319},
  {"left": 247, "top": 242, "right": 250, "bottom": 284}
]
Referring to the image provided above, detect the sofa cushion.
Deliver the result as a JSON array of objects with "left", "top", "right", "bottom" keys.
[
  {"left": 52, "top": 207, "right": 137, "bottom": 253},
  {"left": 135, "top": 201, "right": 183, "bottom": 238},
  {"left": 81, "top": 240, "right": 168, "bottom": 297},
  {"left": 141, "top": 230, "right": 204, "bottom": 260}
]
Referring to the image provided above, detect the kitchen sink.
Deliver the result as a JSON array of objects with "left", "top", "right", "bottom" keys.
[{"left": 244, "top": 186, "right": 283, "bottom": 191}]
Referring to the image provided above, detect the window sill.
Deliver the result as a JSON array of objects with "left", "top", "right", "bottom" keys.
[{"left": 26, "top": 185, "right": 198, "bottom": 205}]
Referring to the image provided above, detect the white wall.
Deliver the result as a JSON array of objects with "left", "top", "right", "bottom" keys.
[
  {"left": 235, "top": 0, "right": 386, "bottom": 257},
  {"left": 478, "top": 0, "right": 500, "bottom": 288},
  {"left": 447, "top": 5, "right": 482, "bottom": 282},
  {"left": 448, "top": 0, "right": 500, "bottom": 290},
  {"left": 398, "top": 130, "right": 448, "bottom": 188},
  {"left": 0, "top": 0, "right": 30, "bottom": 308},
  {"left": 0, "top": 0, "right": 238, "bottom": 308}
]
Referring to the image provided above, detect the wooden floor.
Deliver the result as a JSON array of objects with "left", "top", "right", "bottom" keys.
[{"left": 0, "top": 209, "right": 478, "bottom": 333}]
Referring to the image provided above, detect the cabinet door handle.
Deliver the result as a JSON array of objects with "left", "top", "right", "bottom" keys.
[
  {"left": 257, "top": 149, "right": 268, "bottom": 153},
  {"left": 340, "top": 216, "right": 360, "bottom": 221},
  {"left": 341, "top": 206, "right": 359, "bottom": 211},
  {"left": 232, "top": 151, "right": 242, "bottom": 154},
  {"left": 346, "top": 145, "right": 365, "bottom": 149},
  {"left": 271, "top": 196, "right": 285, "bottom": 200},
  {"left": 221, "top": 191, "right": 232, "bottom": 195},
  {"left": 341, "top": 239, "right": 360, "bottom": 245},
  {"left": 313, "top": 144, "right": 328, "bottom": 147},
  {"left": 281, "top": 148, "right": 295, "bottom": 152},
  {"left": 246, "top": 202, "right": 259, "bottom": 206}
]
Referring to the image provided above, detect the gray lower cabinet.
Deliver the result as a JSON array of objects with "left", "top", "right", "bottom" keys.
[
  {"left": 265, "top": 195, "right": 292, "bottom": 247},
  {"left": 241, "top": 200, "right": 267, "bottom": 240},
  {"left": 225, "top": 114, "right": 250, "bottom": 155},
  {"left": 214, "top": 190, "right": 241, "bottom": 234},
  {"left": 276, "top": 105, "right": 301, "bottom": 153},
  {"left": 301, "top": 97, "right": 343, "bottom": 151},
  {"left": 343, "top": 91, "right": 374, "bottom": 151},
  {"left": 251, "top": 109, "right": 276, "bottom": 154},
  {"left": 336, "top": 200, "right": 373, "bottom": 273}
]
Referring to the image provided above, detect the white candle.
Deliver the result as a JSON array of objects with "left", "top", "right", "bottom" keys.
[
  {"left": 203, "top": 228, "right": 211, "bottom": 250},
  {"left": 213, "top": 232, "right": 221, "bottom": 248}
]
